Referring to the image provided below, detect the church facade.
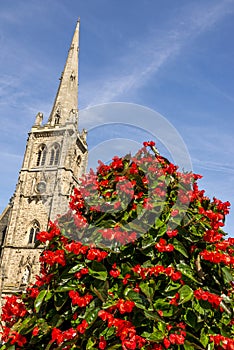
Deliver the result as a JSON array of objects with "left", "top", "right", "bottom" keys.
[{"left": 0, "top": 21, "right": 88, "bottom": 309}]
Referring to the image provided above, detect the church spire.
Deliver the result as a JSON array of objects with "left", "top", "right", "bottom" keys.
[{"left": 48, "top": 20, "right": 80, "bottom": 126}]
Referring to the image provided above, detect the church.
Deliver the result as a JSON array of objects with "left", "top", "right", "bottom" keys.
[{"left": 0, "top": 21, "right": 88, "bottom": 309}]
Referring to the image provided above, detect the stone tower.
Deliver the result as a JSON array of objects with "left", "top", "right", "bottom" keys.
[{"left": 0, "top": 21, "right": 88, "bottom": 305}]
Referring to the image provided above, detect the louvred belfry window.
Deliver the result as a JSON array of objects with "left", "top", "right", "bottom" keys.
[
  {"left": 49, "top": 143, "right": 60, "bottom": 166},
  {"left": 36, "top": 144, "right": 47, "bottom": 166}
]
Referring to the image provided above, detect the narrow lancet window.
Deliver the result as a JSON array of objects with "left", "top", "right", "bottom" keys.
[{"left": 28, "top": 221, "right": 40, "bottom": 244}]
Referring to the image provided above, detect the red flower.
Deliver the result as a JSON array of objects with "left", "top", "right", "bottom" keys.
[
  {"left": 155, "top": 238, "right": 174, "bottom": 252},
  {"left": 116, "top": 299, "right": 135, "bottom": 314},
  {"left": 171, "top": 271, "right": 182, "bottom": 281},
  {"left": 40, "top": 249, "right": 66, "bottom": 266},
  {"left": 69, "top": 290, "right": 93, "bottom": 307},
  {"left": 163, "top": 337, "right": 171, "bottom": 349},
  {"left": 194, "top": 289, "right": 222, "bottom": 309},
  {"left": 87, "top": 248, "right": 108, "bottom": 262},
  {"left": 110, "top": 269, "right": 120, "bottom": 277},
  {"left": 27, "top": 286, "right": 40, "bottom": 298},
  {"left": 32, "top": 327, "right": 40, "bottom": 336},
  {"left": 9, "top": 331, "right": 27, "bottom": 347},
  {"left": 171, "top": 209, "right": 179, "bottom": 217},
  {"left": 2, "top": 295, "right": 27, "bottom": 323},
  {"left": 77, "top": 320, "right": 88, "bottom": 334},
  {"left": 51, "top": 327, "right": 77, "bottom": 345},
  {"left": 1, "top": 328, "right": 27, "bottom": 347},
  {"left": 123, "top": 273, "right": 131, "bottom": 285},
  {"left": 143, "top": 141, "right": 155, "bottom": 147},
  {"left": 166, "top": 229, "right": 178, "bottom": 238},
  {"left": 99, "top": 336, "right": 107, "bottom": 349},
  {"left": 169, "top": 333, "right": 186, "bottom": 345}
]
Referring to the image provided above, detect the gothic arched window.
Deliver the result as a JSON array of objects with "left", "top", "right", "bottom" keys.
[
  {"left": 28, "top": 221, "right": 40, "bottom": 244},
  {"left": 49, "top": 143, "right": 60, "bottom": 166},
  {"left": 36, "top": 144, "right": 47, "bottom": 166}
]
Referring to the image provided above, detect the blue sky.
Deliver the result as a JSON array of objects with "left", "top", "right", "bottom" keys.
[{"left": 0, "top": 0, "right": 234, "bottom": 235}]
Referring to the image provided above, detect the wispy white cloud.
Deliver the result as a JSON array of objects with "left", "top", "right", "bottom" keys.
[
  {"left": 192, "top": 158, "right": 234, "bottom": 174},
  {"left": 80, "top": 0, "right": 234, "bottom": 107}
]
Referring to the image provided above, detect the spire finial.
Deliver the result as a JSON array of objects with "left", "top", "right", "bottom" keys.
[{"left": 48, "top": 21, "right": 80, "bottom": 126}]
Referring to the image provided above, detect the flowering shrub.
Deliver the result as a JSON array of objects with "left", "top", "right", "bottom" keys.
[{"left": 1, "top": 142, "right": 234, "bottom": 349}]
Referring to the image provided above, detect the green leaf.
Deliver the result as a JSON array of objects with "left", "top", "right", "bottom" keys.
[
  {"left": 208, "top": 342, "right": 215, "bottom": 350},
  {"left": 183, "top": 341, "right": 196, "bottom": 350},
  {"left": 185, "top": 309, "right": 197, "bottom": 328},
  {"left": 200, "top": 327, "right": 209, "bottom": 347},
  {"left": 55, "top": 281, "right": 79, "bottom": 292},
  {"left": 68, "top": 263, "right": 85, "bottom": 274},
  {"left": 106, "top": 345, "right": 122, "bottom": 349},
  {"left": 193, "top": 300, "right": 205, "bottom": 315},
  {"left": 125, "top": 290, "right": 149, "bottom": 310},
  {"left": 153, "top": 299, "right": 175, "bottom": 317},
  {"left": 89, "top": 261, "right": 107, "bottom": 281},
  {"left": 139, "top": 279, "right": 156, "bottom": 302},
  {"left": 86, "top": 337, "right": 96, "bottom": 350},
  {"left": 141, "top": 235, "right": 155, "bottom": 249},
  {"left": 177, "top": 262, "right": 201, "bottom": 284},
  {"left": 144, "top": 310, "right": 163, "bottom": 322},
  {"left": 221, "top": 266, "right": 233, "bottom": 284},
  {"left": 179, "top": 285, "right": 194, "bottom": 304},
  {"left": 34, "top": 289, "right": 51, "bottom": 313},
  {"left": 54, "top": 292, "right": 68, "bottom": 311},
  {"left": 83, "top": 300, "right": 100, "bottom": 325},
  {"left": 173, "top": 238, "right": 189, "bottom": 258},
  {"left": 141, "top": 330, "right": 164, "bottom": 341},
  {"left": 18, "top": 315, "right": 37, "bottom": 334}
]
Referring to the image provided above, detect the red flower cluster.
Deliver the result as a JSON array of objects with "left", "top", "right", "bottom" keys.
[
  {"left": 132, "top": 264, "right": 182, "bottom": 282},
  {"left": 65, "top": 241, "right": 88, "bottom": 255},
  {"left": 143, "top": 141, "right": 156, "bottom": 147},
  {"left": 110, "top": 262, "right": 121, "bottom": 277},
  {"left": 101, "top": 227, "right": 137, "bottom": 245},
  {"left": 98, "top": 310, "right": 146, "bottom": 349},
  {"left": 210, "top": 334, "right": 234, "bottom": 349},
  {"left": 36, "top": 221, "right": 61, "bottom": 242},
  {"left": 213, "top": 197, "right": 231, "bottom": 215},
  {"left": 1, "top": 296, "right": 27, "bottom": 324},
  {"left": 70, "top": 187, "right": 86, "bottom": 211},
  {"left": 166, "top": 229, "right": 178, "bottom": 238},
  {"left": 215, "top": 238, "right": 234, "bottom": 252},
  {"left": 170, "top": 292, "right": 180, "bottom": 306},
  {"left": 199, "top": 207, "right": 224, "bottom": 231},
  {"left": 155, "top": 238, "right": 174, "bottom": 252},
  {"left": 77, "top": 320, "right": 89, "bottom": 334},
  {"left": 203, "top": 229, "right": 224, "bottom": 243},
  {"left": 26, "top": 286, "right": 40, "bottom": 298},
  {"left": 115, "top": 299, "right": 136, "bottom": 314},
  {"left": 73, "top": 212, "right": 88, "bottom": 229},
  {"left": 163, "top": 330, "right": 186, "bottom": 348},
  {"left": 35, "top": 266, "right": 54, "bottom": 287},
  {"left": 86, "top": 248, "right": 108, "bottom": 262},
  {"left": 74, "top": 267, "right": 89, "bottom": 279},
  {"left": 51, "top": 327, "right": 77, "bottom": 346},
  {"left": 40, "top": 249, "right": 66, "bottom": 266},
  {"left": 1, "top": 327, "right": 27, "bottom": 347},
  {"left": 194, "top": 289, "right": 222, "bottom": 309},
  {"left": 200, "top": 250, "right": 234, "bottom": 265},
  {"left": 69, "top": 290, "right": 93, "bottom": 307}
]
